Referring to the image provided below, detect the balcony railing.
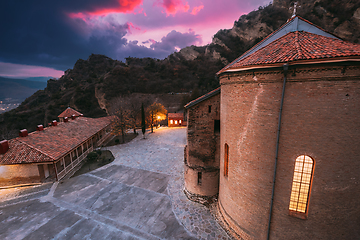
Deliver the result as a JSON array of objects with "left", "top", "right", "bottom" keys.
[
  {"left": 96, "top": 132, "right": 111, "bottom": 147},
  {"left": 57, "top": 146, "right": 93, "bottom": 181}
]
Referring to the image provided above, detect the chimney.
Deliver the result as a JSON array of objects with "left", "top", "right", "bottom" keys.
[
  {"left": 19, "top": 129, "right": 28, "bottom": 137},
  {"left": 0, "top": 140, "right": 9, "bottom": 154},
  {"left": 36, "top": 125, "right": 44, "bottom": 131},
  {"left": 52, "top": 120, "right": 58, "bottom": 126},
  {"left": 64, "top": 117, "right": 68, "bottom": 122},
  {"left": 71, "top": 114, "right": 76, "bottom": 120}
]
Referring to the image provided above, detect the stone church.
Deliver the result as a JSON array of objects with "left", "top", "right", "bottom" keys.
[{"left": 184, "top": 16, "right": 360, "bottom": 239}]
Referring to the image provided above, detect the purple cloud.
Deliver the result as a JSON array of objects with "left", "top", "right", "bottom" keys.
[
  {"left": 149, "top": 29, "right": 202, "bottom": 52},
  {"left": 0, "top": 0, "right": 272, "bottom": 77}
]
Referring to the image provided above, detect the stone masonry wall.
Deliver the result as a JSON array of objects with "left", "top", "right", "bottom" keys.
[{"left": 185, "top": 92, "right": 221, "bottom": 199}]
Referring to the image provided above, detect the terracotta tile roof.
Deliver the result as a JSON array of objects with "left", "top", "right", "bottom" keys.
[
  {"left": 228, "top": 31, "right": 360, "bottom": 70},
  {"left": 168, "top": 113, "right": 183, "bottom": 118},
  {"left": 184, "top": 87, "right": 221, "bottom": 109},
  {"left": 218, "top": 16, "right": 360, "bottom": 74},
  {"left": 0, "top": 116, "right": 112, "bottom": 165},
  {"left": 58, "top": 107, "right": 82, "bottom": 118},
  {"left": 0, "top": 139, "right": 53, "bottom": 164}
]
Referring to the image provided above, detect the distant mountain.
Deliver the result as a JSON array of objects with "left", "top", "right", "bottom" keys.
[
  {"left": 0, "top": 77, "right": 47, "bottom": 101},
  {"left": 1, "top": 0, "right": 360, "bottom": 139},
  {"left": 24, "top": 77, "right": 52, "bottom": 82}
]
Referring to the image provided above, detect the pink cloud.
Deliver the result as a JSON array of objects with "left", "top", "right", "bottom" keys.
[
  {"left": 68, "top": 0, "right": 143, "bottom": 18},
  {"left": 158, "top": 0, "right": 190, "bottom": 16},
  {"left": 191, "top": 5, "right": 204, "bottom": 15},
  {"left": 126, "top": 22, "right": 141, "bottom": 34},
  {"left": 0, "top": 62, "right": 64, "bottom": 79}
]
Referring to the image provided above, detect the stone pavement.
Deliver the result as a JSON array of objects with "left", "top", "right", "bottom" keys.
[{"left": 0, "top": 127, "right": 230, "bottom": 239}]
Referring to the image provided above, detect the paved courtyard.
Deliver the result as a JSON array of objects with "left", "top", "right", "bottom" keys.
[{"left": 0, "top": 127, "right": 230, "bottom": 239}]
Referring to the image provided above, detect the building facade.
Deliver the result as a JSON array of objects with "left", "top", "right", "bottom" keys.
[
  {"left": 0, "top": 109, "right": 112, "bottom": 188},
  {"left": 185, "top": 16, "right": 360, "bottom": 239},
  {"left": 184, "top": 88, "right": 220, "bottom": 203},
  {"left": 168, "top": 113, "right": 184, "bottom": 127},
  {"left": 58, "top": 107, "right": 82, "bottom": 122}
]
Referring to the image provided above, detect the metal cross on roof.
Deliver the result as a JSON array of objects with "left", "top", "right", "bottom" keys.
[{"left": 290, "top": 2, "right": 301, "bottom": 18}]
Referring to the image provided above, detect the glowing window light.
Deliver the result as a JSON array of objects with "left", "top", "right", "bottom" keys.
[
  {"left": 175, "top": 120, "right": 178, "bottom": 124},
  {"left": 170, "top": 120, "right": 173, "bottom": 124},
  {"left": 289, "top": 155, "right": 314, "bottom": 214},
  {"left": 179, "top": 120, "right": 182, "bottom": 123}
]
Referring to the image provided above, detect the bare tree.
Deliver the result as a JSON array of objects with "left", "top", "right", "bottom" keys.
[
  {"left": 109, "top": 97, "right": 131, "bottom": 143},
  {"left": 147, "top": 102, "right": 167, "bottom": 133}
]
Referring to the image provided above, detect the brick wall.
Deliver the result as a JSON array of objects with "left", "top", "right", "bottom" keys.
[
  {"left": 218, "top": 64, "right": 360, "bottom": 239},
  {"left": 184, "top": 92, "right": 221, "bottom": 200}
]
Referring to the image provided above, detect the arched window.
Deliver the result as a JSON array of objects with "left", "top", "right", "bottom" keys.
[
  {"left": 289, "top": 155, "right": 315, "bottom": 219},
  {"left": 224, "top": 143, "right": 229, "bottom": 177}
]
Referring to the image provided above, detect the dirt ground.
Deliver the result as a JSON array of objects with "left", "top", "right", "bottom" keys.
[{"left": 105, "top": 133, "right": 138, "bottom": 147}]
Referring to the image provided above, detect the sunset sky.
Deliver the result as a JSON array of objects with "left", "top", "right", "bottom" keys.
[{"left": 0, "top": 0, "right": 270, "bottom": 80}]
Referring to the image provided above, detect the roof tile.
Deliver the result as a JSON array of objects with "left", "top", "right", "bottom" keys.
[
  {"left": 58, "top": 107, "right": 82, "bottom": 118},
  {"left": 224, "top": 31, "right": 360, "bottom": 71},
  {"left": 0, "top": 116, "right": 112, "bottom": 164}
]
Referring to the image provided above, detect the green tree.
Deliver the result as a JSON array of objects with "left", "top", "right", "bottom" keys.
[
  {"left": 147, "top": 102, "right": 167, "bottom": 133},
  {"left": 141, "top": 103, "right": 146, "bottom": 138}
]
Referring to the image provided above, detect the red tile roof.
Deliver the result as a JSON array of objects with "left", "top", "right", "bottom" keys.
[
  {"left": 58, "top": 107, "right": 82, "bottom": 118},
  {"left": 168, "top": 113, "right": 183, "bottom": 119},
  {"left": 218, "top": 16, "right": 360, "bottom": 74},
  {"left": 0, "top": 116, "right": 112, "bottom": 165},
  {"left": 0, "top": 139, "right": 53, "bottom": 164},
  {"left": 228, "top": 31, "right": 360, "bottom": 70}
]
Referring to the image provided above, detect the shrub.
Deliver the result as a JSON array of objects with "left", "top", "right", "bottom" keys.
[{"left": 87, "top": 152, "right": 98, "bottom": 162}]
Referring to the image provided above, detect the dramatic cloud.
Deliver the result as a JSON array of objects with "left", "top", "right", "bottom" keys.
[
  {"left": 0, "top": 62, "right": 64, "bottom": 79},
  {"left": 0, "top": 0, "right": 272, "bottom": 78},
  {"left": 149, "top": 29, "right": 202, "bottom": 52},
  {"left": 191, "top": 5, "right": 204, "bottom": 15},
  {"left": 157, "top": 0, "right": 190, "bottom": 16},
  {"left": 68, "top": 0, "right": 143, "bottom": 18}
]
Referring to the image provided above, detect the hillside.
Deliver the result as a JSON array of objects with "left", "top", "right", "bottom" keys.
[{"left": 1, "top": 0, "right": 360, "bottom": 140}]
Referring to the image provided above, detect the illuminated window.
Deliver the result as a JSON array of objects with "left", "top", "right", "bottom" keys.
[
  {"left": 224, "top": 143, "right": 229, "bottom": 177},
  {"left": 289, "top": 155, "right": 314, "bottom": 218},
  {"left": 170, "top": 120, "right": 173, "bottom": 124},
  {"left": 179, "top": 120, "right": 182, "bottom": 124},
  {"left": 175, "top": 120, "right": 178, "bottom": 124}
]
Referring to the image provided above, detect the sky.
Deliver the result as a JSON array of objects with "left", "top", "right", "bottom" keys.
[{"left": 0, "top": 0, "right": 270, "bottom": 80}]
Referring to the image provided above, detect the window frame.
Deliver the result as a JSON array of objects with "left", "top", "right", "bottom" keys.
[{"left": 289, "top": 155, "right": 315, "bottom": 219}]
